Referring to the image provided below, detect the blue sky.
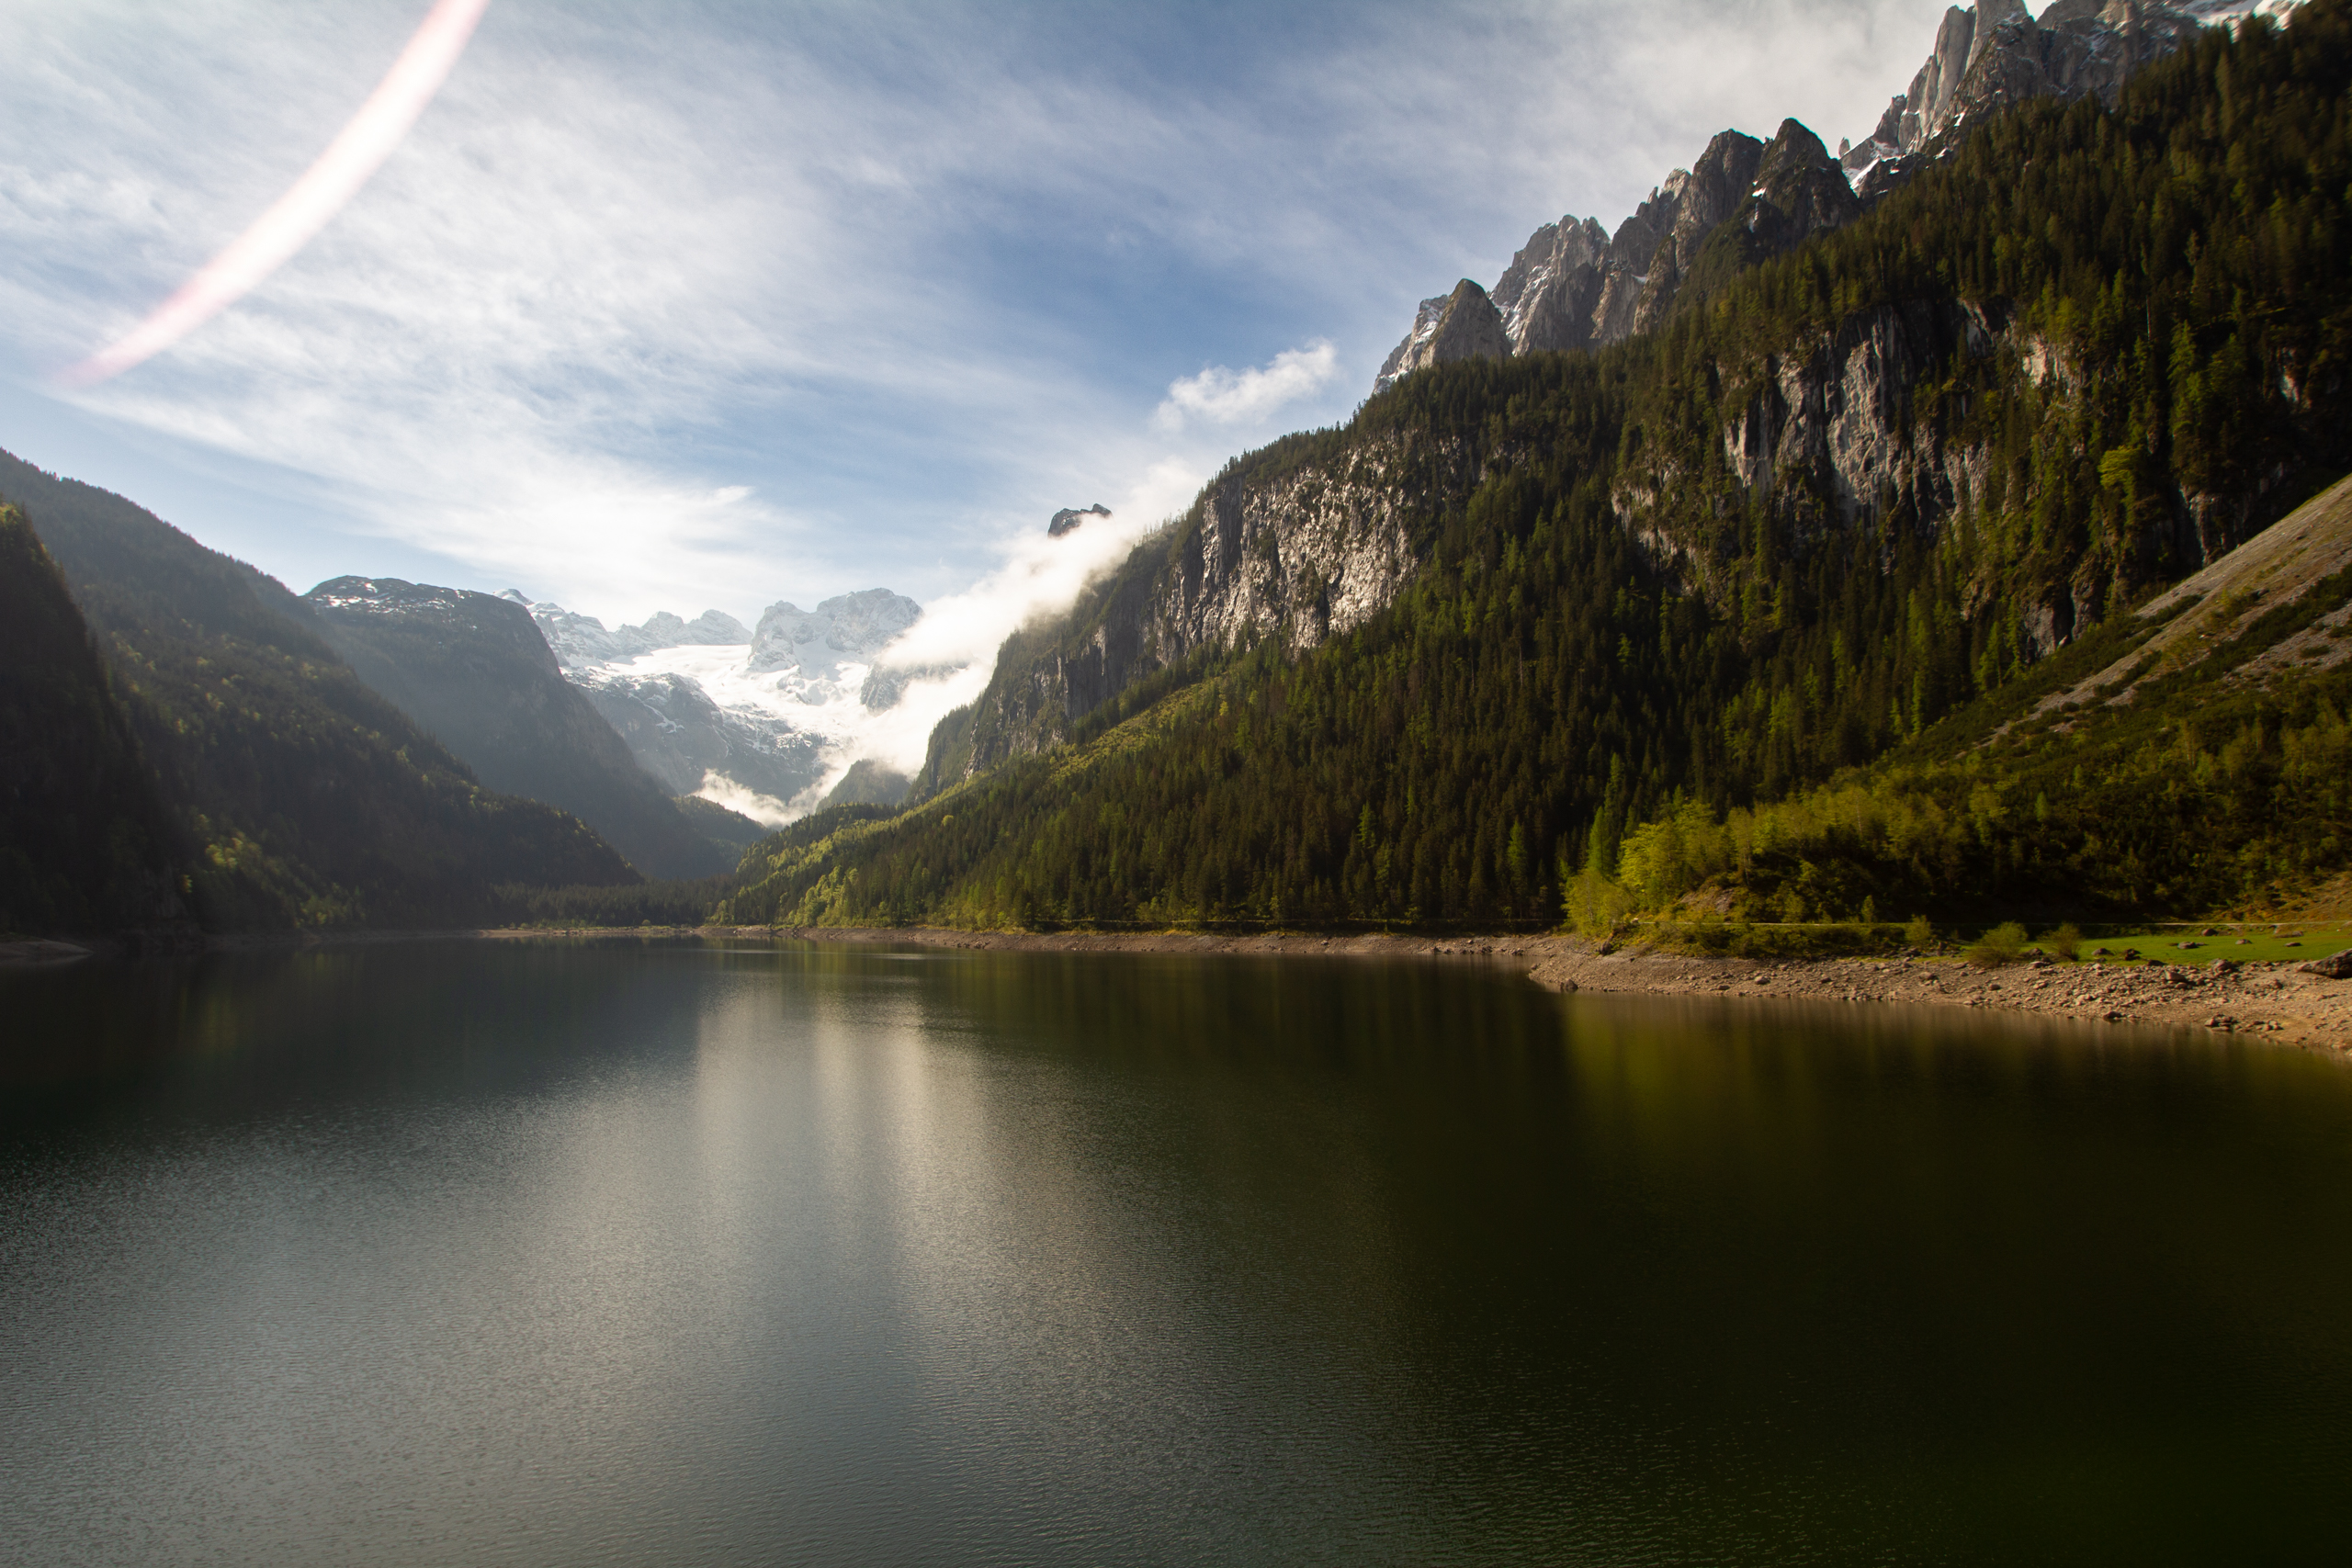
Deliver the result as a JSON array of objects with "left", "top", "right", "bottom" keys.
[{"left": 0, "top": 0, "right": 1959, "bottom": 629}]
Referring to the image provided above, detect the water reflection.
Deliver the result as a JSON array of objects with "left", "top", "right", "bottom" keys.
[{"left": 2, "top": 940, "right": 2349, "bottom": 1565}]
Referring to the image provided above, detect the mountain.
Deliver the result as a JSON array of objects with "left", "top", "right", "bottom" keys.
[
  {"left": 729, "top": 0, "right": 2352, "bottom": 931},
  {"left": 1050, "top": 504, "right": 1112, "bottom": 537},
  {"left": 514, "top": 593, "right": 751, "bottom": 672},
  {"left": 1592, "top": 473, "right": 2352, "bottom": 927},
  {"left": 1377, "top": 0, "right": 2300, "bottom": 394},
  {"left": 517, "top": 585, "right": 937, "bottom": 820},
  {"left": 1838, "top": 0, "right": 2250, "bottom": 197},
  {"left": 0, "top": 448, "right": 638, "bottom": 930},
  {"left": 571, "top": 666, "right": 829, "bottom": 805},
  {"left": 301, "top": 576, "right": 743, "bottom": 879},
  {"left": 746, "top": 590, "right": 923, "bottom": 685},
  {"left": 1376, "top": 118, "right": 1860, "bottom": 390},
  {"left": 0, "top": 502, "right": 190, "bottom": 936}
]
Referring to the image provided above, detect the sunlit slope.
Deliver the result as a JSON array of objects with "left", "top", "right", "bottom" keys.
[{"left": 1595, "top": 486, "right": 2352, "bottom": 926}]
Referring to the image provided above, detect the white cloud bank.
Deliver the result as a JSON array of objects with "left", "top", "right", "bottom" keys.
[
  {"left": 843, "top": 457, "right": 1202, "bottom": 779},
  {"left": 1152, "top": 341, "right": 1338, "bottom": 433}
]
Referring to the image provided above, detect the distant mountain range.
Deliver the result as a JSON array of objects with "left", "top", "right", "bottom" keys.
[
  {"left": 511, "top": 586, "right": 934, "bottom": 818},
  {"left": 0, "top": 449, "right": 960, "bottom": 931},
  {"left": 302, "top": 577, "right": 742, "bottom": 880}
]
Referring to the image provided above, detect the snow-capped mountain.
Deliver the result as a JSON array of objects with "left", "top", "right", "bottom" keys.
[
  {"left": 516, "top": 596, "right": 751, "bottom": 672},
  {"left": 506, "top": 588, "right": 953, "bottom": 824},
  {"left": 1372, "top": 0, "right": 2306, "bottom": 393}
]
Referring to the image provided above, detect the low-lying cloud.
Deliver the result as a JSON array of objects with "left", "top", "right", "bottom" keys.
[
  {"left": 840, "top": 457, "right": 1203, "bottom": 776},
  {"left": 1153, "top": 341, "right": 1337, "bottom": 433}
]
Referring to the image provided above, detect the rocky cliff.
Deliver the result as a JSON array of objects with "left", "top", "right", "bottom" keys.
[
  {"left": 747, "top": 589, "right": 922, "bottom": 681},
  {"left": 921, "top": 438, "right": 1473, "bottom": 794},
  {"left": 509, "top": 593, "right": 750, "bottom": 672},
  {"left": 1840, "top": 0, "right": 2219, "bottom": 197},
  {"left": 1379, "top": 1, "right": 2293, "bottom": 394},
  {"left": 1374, "top": 120, "right": 1858, "bottom": 390}
]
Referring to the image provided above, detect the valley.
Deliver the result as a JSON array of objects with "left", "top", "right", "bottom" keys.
[{"left": 6, "top": 0, "right": 2349, "bottom": 1043}]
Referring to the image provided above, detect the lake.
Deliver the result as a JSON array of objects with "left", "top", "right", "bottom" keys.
[{"left": 3, "top": 938, "right": 2349, "bottom": 1564}]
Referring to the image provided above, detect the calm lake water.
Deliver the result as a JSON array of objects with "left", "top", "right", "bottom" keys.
[{"left": 3, "top": 939, "right": 2349, "bottom": 1565}]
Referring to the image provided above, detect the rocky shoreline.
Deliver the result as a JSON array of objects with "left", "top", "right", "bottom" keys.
[
  {"left": 8, "top": 924, "right": 2347, "bottom": 1055},
  {"left": 773, "top": 926, "right": 2352, "bottom": 1055}
]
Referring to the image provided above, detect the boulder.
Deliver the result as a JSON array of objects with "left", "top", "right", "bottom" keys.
[{"left": 2298, "top": 951, "right": 2352, "bottom": 980}]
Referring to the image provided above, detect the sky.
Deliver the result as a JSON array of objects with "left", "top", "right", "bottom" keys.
[{"left": 0, "top": 0, "right": 1966, "bottom": 630}]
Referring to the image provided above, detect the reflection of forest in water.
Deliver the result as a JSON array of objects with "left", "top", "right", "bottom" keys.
[{"left": 4, "top": 940, "right": 2351, "bottom": 1563}]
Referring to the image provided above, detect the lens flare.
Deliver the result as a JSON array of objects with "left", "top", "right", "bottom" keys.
[{"left": 60, "top": 0, "right": 492, "bottom": 389}]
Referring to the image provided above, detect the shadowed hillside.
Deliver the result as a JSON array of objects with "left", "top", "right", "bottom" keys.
[{"left": 1, "top": 449, "right": 638, "bottom": 930}]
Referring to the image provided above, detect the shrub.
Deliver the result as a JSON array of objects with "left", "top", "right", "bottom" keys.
[
  {"left": 1965, "top": 920, "right": 2030, "bottom": 968},
  {"left": 2043, "top": 922, "right": 2084, "bottom": 962},
  {"left": 1905, "top": 914, "right": 1935, "bottom": 950}
]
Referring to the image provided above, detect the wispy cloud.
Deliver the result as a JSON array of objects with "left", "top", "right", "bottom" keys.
[
  {"left": 0, "top": 0, "right": 1959, "bottom": 626},
  {"left": 1153, "top": 342, "right": 1337, "bottom": 434},
  {"left": 62, "top": 0, "right": 489, "bottom": 388}
]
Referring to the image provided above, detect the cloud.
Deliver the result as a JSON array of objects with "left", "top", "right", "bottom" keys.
[
  {"left": 691, "top": 771, "right": 799, "bottom": 829},
  {"left": 1152, "top": 341, "right": 1338, "bottom": 433},
  {"left": 837, "top": 456, "right": 1204, "bottom": 775},
  {"left": 0, "top": 0, "right": 1962, "bottom": 626},
  {"left": 62, "top": 0, "right": 490, "bottom": 387}
]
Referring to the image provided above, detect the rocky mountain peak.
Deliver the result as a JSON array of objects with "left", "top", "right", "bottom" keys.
[
  {"left": 1374, "top": 120, "right": 1849, "bottom": 390},
  {"left": 636, "top": 608, "right": 752, "bottom": 647},
  {"left": 746, "top": 588, "right": 922, "bottom": 678},
  {"left": 1049, "top": 503, "right": 1111, "bottom": 537},
  {"left": 1839, "top": 0, "right": 2249, "bottom": 198},
  {"left": 1372, "top": 278, "right": 1512, "bottom": 391},
  {"left": 501, "top": 592, "right": 754, "bottom": 671},
  {"left": 1372, "top": 0, "right": 2290, "bottom": 395}
]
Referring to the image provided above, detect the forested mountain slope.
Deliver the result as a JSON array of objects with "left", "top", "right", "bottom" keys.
[
  {"left": 0, "top": 504, "right": 190, "bottom": 936},
  {"left": 0, "top": 450, "right": 637, "bottom": 930},
  {"left": 739, "top": 1, "right": 2352, "bottom": 931},
  {"left": 303, "top": 577, "right": 738, "bottom": 880},
  {"left": 1594, "top": 474, "right": 2352, "bottom": 929}
]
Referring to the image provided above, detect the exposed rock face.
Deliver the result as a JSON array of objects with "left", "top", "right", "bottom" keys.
[
  {"left": 1842, "top": 0, "right": 2219, "bottom": 197},
  {"left": 1381, "top": 1, "right": 2287, "bottom": 393},
  {"left": 1618, "top": 299, "right": 2007, "bottom": 576},
  {"left": 747, "top": 589, "right": 922, "bottom": 678},
  {"left": 1619, "top": 284, "right": 2288, "bottom": 664},
  {"left": 1374, "top": 122, "right": 1855, "bottom": 390},
  {"left": 503, "top": 592, "right": 752, "bottom": 671},
  {"left": 1049, "top": 504, "right": 1110, "bottom": 537},
  {"left": 1374, "top": 280, "right": 1511, "bottom": 389},
  {"left": 636, "top": 608, "right": 752, "bottom": 647},
  {"left": 577, "top": 671, "right": 827, "bottom": 806},
  {"left": 935, "top": 434, "right": 1473, "bottom": 786}
]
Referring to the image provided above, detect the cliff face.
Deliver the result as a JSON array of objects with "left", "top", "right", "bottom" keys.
[
  {"left": 1381, "top": 2, "right": 2278, "bottom": 394},
  {"left": 1842, "top": 0, "right": 2213, "bottom": 196},
  {"left": 933, "top": 433, "right": 1472, "bottom": 788},
  {"left": 1618, "top": 292, "right": 2309, "bottom": 662},
  {"left": 1374, "top": 120, "right": 1856, "bottom": 390}
]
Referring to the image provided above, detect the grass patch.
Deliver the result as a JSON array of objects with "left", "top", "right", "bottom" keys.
[{"left": 2075, "top": 923, "right": 2352, "bottom": 964}]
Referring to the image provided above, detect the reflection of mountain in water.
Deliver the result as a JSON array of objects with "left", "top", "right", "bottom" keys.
[{"left": 506, "top": 587, "right": 944, "bottom": 823}]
